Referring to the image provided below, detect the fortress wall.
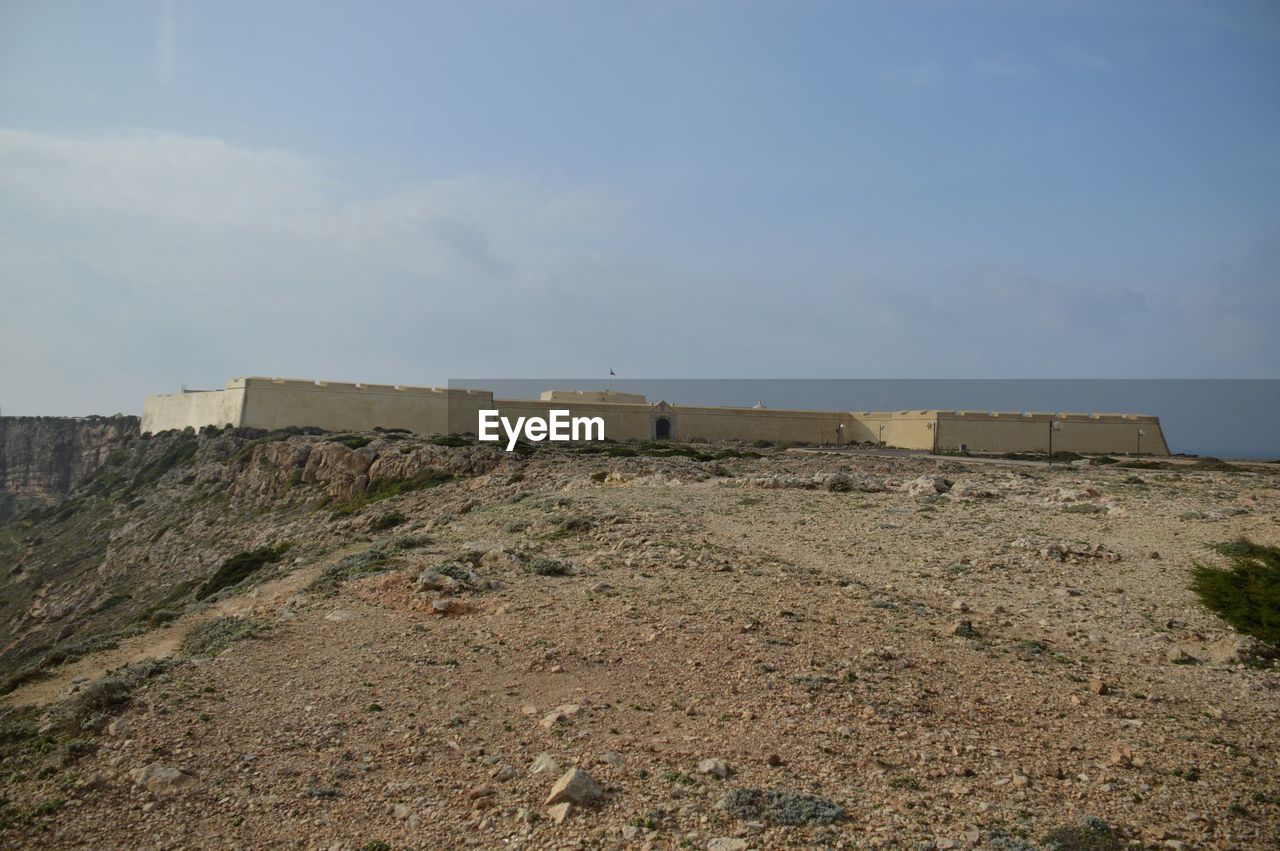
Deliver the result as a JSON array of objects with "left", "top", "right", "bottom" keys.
[
  {"left": 141, "top": 384, "right": 246, "bottom": 434},
  {"left": 487, "top": 400, "right": 655, "bottom": 442},
  {"left": 846, "top": 412, "right": 939, "bottom": 450},
  {"left": 936, "top": 412, "right": 1170, "bottom": 456},
  {"left": 673, "top": 406, "right": 852, "bottom": 444},
  {"left": 239, "top": 378, "right": 493, "bottom": 434}
]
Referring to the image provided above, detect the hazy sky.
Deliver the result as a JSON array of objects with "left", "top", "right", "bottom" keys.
[{"left": 1, "top": 1, "right": 1278, "bottom": 416}]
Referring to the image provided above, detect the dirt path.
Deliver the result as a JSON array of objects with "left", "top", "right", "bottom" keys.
[{"left": 2, "top": 547, "right": 358, "bottom": 708}]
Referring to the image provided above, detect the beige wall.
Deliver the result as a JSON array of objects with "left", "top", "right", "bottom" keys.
[
  {"left": 139, "top": 376, "right": 1170, "bottom": 456},
  {"left": 141, "top": 384, "right": 246, "bottom": 434},
  {"left": 936, "top": 411, "right": 1169, "bottom": 456}
]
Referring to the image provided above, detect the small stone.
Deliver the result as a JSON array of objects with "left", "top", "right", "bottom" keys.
[
  {"left": 953, "top": 620, "right": 978, "bottom": 638},
  {"left": 1011, "top": 773, "right": 1031, "bottom": 788},
  {"left": 601, "top": 750, "right": 626, "bottom": 770},
  {"left": 392, "top": 803, "right": 411, "bottom": 820},
  {"left": 130, "top": 764, "right": 194, "bottom": 796},
  {"left": 540, "top": 711, "right": 569, "bottom": 729},
  {"left": 708, "top": 839, "right": 748, "bottom": 851},
  {"left": 432, "top": 598, "right": 457, "bottom": 614},
  {"left": 529, "top": 753, "right": 560, "bottom": 775},
  {"left": 492, "top": 764, "right": 519, "bottom": 781},
  {"left": 697, "top": 758, "right": 731, "bottom": 779},
  {"left": 952, "top": 600, "right": 970, "bottom": 613},
  {"left": 468, "top": 784, "right": 493, "bottom": 800},
  {"left": 766, "top": 753, "right": 783, "bottom": 767},
  {"left": 106, "top": 718, "right": 131, "bottom": 737},
  {"left": 549, "top": 664, "right": 564, "bottom": 674},
  {"left": 621, "top": 825, "right": 641, "bottom": 840},
  {"left": 544, "top": 768, "right": 604, "bottom": 806},
  {"left": 547, "top": 801, "right": 573, "bottom": 824},
  {"left": 1167, "top": 648, "right": 1196, "bottom": 664},
  {"left": 1110, "top": 747, "right": 1134, "bottom": 768},
  {"left": 1090, "top": 678, "right": 1109, "bottom": 696}
]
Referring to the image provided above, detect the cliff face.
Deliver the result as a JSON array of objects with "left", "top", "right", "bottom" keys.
[{"left": 0, "top": 416, "right": 140, "bottom": 519}]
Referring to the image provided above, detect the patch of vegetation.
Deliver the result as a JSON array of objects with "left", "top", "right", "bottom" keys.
[
  {"left": 180, "top": 616, "right": 265, "bottom": 657},
  {"left": 305, "top": 545, "right": 397, "bottom": 596},
  {"left": 664, "top": 770, "right": 695, "bottom": 786},
  {"left": 1062, "top": 503, "right": 1107, "bottom": 515},
  {"left": 368, "top": 510, "right": 405, "bottom": 532},
  {"left": 1116, "top": 459, "right": 1170, "bottom": 470},
  {"left": 525, "top": 557, "right": 573, "bottom": 577},
  {"left": 1171, "top": 766, "right": 1202, "bottom": 782},
  {"left": 1191, "top": 539, "right": 1280, "bottom": 648},
  {"left": 45, "top": 659, "right": 179, "bottom": 735},
  {"left": 428, "top": 434, "right": 470, "bottom": 447},
  {"left": 332, "top": 469, "right": 454, "bottom": 515},
  {"left": 1040, "top": 816, "right": 1124, "bottom": 850},
  {"left": 1189, "top": 457, "right": 1244, "bottom": 473},
  {"left": 195, "top": 543, "right": 292, "bottom": 600},
  {"left": 888, "top": 775, "right": 920, "bottom": 790},
  {"left": 331, "top": 434, "right": 372, "bottom": 450},
  {"left": 721, "top": 787, "right": 845, "bottom": 826},
  {"left": 590, "top": 470, "right": 608, "bottom": 482}
]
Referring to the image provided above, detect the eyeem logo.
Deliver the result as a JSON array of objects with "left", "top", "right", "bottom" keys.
[{"left": 478, "top": 409, "right": 605, "bottom": 451}]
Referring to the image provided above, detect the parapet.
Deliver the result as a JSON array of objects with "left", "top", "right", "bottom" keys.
[{"left": 539, "top": 389, "right": 648, "bottom": 405}]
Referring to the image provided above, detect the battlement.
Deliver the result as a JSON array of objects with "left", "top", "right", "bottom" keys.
[{"left": 140, "top": 376, "right": 1170, "bottom": 455}]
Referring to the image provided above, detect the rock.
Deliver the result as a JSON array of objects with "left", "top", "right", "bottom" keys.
[
  {"left": 952, "top": 481, "right": 1000, "bottom": 499},
  {"left": 621, "top": 825, "right": 641, "bottom": 840},
  {"left": 392, "top": 803, "right": 411, "bottom": 820},
  {"left": 467, "top": 783, "right": 494, "bottom": 800},
  {"left": 1167, "top": 648, "right": 1197, "bottom": 664},
  {"left": 547, "top": 801, "right": 573, "bottom": 824},
  {"left": 601, "top": 750, "right": 626, "bottom": 770},
  {"left": 540, "top": 710, "right": 569, "bottom": 729},
  {"left": 492, "top": 764, "right": 520, "bottom": 781},
  {"left": 707, "top": 839, "right": 749, "bottom": 851},
  {"left": 951, "top": 600, "right": 970, "bottom": 613},
  {"left": 953, "top": 620, "right": 979, "bottom": 638},
  {"left": 1090, "top": 678, "right": 1109, "bottom": 695},
  {"left": 765, "top": 753, "right": 783, "bottom": 767},
  {"left": 324, "top": 609, "right": 358, "bottom": 622},
  {"left": 106, "top": 717, "right": 131, "bottom": 737},
  {"left": 130, "top": 763, "right": 194, "bottom": 795},
  {"left": 432, "top": 598, "right": 458, "bottom": 614},
  {"left": 529, "top": 753, "right": 561, "bottom": 775},
  {"left": 1110, "top": 746, "right": 1135, "bottom": 768},
  {"left": 1203, "top": 637, "right": 1255, "bottom": 665},
  {"left": 697, "top": 758, "right": 732, "bottom": 779},
  {"left": 544, "top": 768, "right": 604, "bottom": 806},
  {"left": 902, "top": 475, "right": 951, "bottom": 495},
  {"left": 1011, "top": 773, "right": 1031, "bottom": 788}
]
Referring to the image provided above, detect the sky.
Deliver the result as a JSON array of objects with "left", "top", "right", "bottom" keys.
[{"left": 1, "top": 0, "right": 1278, "bottom": 419}]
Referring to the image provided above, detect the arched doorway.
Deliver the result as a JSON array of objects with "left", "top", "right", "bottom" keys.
[{"left": 655, "top": 417, "right": 671, "bottom": 440}]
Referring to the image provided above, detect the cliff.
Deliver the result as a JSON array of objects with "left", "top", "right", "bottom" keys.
[{"left": 0, "top": 416, "right": 140, "bottom": 521}]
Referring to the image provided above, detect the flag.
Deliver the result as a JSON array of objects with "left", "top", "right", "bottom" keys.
[{"left": 610, "top": 369, "right": 615, "bottom": 376}]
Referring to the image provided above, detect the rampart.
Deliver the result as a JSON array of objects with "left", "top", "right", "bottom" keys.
[{"left": 141, "top": 377, "right": 1171, "bottom": 456}]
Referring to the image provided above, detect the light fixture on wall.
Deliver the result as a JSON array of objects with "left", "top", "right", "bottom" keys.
[
  {"left": 1048, "top": 419, "right": 1063, "bottom": 466},
  {"left": 1137, "top": 427, "right": 1145, "bottom": 460}
]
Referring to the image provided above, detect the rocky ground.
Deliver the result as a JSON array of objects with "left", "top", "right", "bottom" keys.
[{"left": 1, "top": 434, "right": 1278, "bottom": 849}]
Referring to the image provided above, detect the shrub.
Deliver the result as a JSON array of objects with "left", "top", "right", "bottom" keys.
[
  {"left": 1191, "top": 539, "right": 1280, "bottom": 648},
  {"left": 47, "top": 659, "right": 179, "bottom": 734},
  {"left": 525, "top": 557, "right": 573, "bottom": 577},
  {"left": 1040, "top": 816, "right": 1123, "bottom": 850},
  {"left": 368, "top": 510, "right": 405, "bottom": 532},
  {"left": 305, "top": 545, "right": 396, "bottom": 596},
  {"left": 181, "top": 616, "right": 265, "bottom": 657},
  {"left": 331, "top": 434, "right": 372, "bottom": 450},
  {"left": 721, "top": 787, "right": 844, "bottom": 825},
  {"left": 196, "top": 543, "right": 291, "bottom": 600}
]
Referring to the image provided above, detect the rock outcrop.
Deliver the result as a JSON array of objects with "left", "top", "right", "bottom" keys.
[{"left": 0, "top": 416, "right": 139, "bottom": 520}]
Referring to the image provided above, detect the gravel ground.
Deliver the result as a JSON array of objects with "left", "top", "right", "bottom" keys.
[{"left": 4, "top": 448, "right": 1278, "bottom": 849}]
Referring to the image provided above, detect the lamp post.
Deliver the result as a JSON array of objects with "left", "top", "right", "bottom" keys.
[
  {"left": 836, "top": 423, "right": 844, "bottom": 448},
  {"left": 1137, "top": 427, "right": 1145, "bottom": 460},
  {"left": 1048, "top": 419, "right": 1062, "bottom": 466},
  {"left": 878, "top": 424, "right": 884, "bottom": 447}
]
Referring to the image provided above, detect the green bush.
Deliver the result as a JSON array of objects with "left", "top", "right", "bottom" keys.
[
  {"left": 721, "top": 787, "right": 844, "bottom": 825},
  {"left": 196, "top": 543, "right": 291, "bottom": 600},
  {"left": 1041, "top": 816, "right": 1123, "bottom": 850},
  {"left": 525, "top": 557, "right": 573, "bottom": 577},
  {"left": 1192, "top": 539, "right": 1280, "bottom": 648},
  {"left": 181, "top": 616, "right": 264, "bottom": 657}
]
